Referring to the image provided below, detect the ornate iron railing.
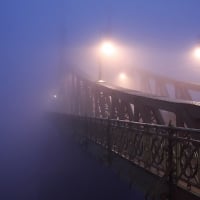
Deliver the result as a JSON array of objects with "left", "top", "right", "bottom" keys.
[{"left": 69, "top": 115, "right": 200, "bottom": 197}]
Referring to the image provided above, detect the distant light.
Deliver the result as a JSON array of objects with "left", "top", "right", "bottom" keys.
[
  {"left": 101, "top": 41, "right": 116, "bottom": 56},
  {"left": 194, "top": 47, "right": 200, "bottom": 59},
  {"left": 97, "top": 79, "right": 106, "bottom": 83},
  {"left": 53, "top": 94, "right": 57, "bottom": 99},
  {"left": 119, "top": 72, "right": 127, "bottom": 81}
]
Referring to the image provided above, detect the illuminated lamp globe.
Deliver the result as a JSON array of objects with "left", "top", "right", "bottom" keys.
[
  {"left": 101, "top": 41, "right": 116, "bottom": 56},
  {"left": 119, "top": 72, "right": 127, "bottom": 81},
  {"left": 194, "top": 47, "right": 200, "bottom": 59}
]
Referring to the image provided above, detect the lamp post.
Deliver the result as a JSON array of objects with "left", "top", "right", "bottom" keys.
[{"left": 98, "top": 40, "right": 116, "bottom": 82}]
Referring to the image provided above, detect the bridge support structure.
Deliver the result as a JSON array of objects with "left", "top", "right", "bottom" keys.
[{"left": 59, "top": 72, "right": 200, "bottom": 128}]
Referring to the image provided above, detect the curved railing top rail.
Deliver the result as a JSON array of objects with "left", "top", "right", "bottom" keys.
[
  {"left": 79, "top": 115, "right": 200, "bottom": 134},
  {"left": 72, "top": 68, "right": 200, "bottom": 106},
  {"left": 97, "top": 81, "right": 200, "bottom": 107}
]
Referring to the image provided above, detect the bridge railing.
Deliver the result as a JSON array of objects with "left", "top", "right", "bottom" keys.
[
  {"left": 60, "top": 72, "right": 200, "bottom": 128},
  {"left": 69, "top": 115, "right": 200, "bottom": 197}
]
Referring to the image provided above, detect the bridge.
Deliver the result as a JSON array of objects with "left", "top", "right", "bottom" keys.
[{"left": 50, "top": 68, "right": 200, "bottom": 199}]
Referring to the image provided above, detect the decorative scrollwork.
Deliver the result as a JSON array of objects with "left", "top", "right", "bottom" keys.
[
  {"left": 179, "top": 143, "right": 199, "bottom": 181},
  {"left": 129, "top": 132, "right": 143, "bottom": 161},
  {"left": 151, "top": 136, "right": 166, "bottom": 166}
]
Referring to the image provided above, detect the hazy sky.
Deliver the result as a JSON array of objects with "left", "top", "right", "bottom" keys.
[
  {"left": 66, "top": 0, "right": 200, "bottom": 46},
  {"left": 1, "top": 0, "right": 200, "bottom": 112},
  {"left": 64, "top": 0, "right": 200, "bottom": 81},
  {"left": 1, "top": 1, "right": 200, "bottom": 84}
]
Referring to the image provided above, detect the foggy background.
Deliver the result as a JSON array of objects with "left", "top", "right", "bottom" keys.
[{"left": 1, "top": 0, "right": 200, "bottom": 199}]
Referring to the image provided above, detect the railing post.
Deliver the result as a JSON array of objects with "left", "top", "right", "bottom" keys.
[
  {"left": 106, "top": 118, "right": 112, "bottom": 165},
  {"left": 168, "top": 122, "right": 174, "bottom": 200}
]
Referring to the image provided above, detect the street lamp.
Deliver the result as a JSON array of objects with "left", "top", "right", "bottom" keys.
[
  {"left": 98, "top": 40, "right": 116, "bottom": 82},
  {"left": 194, "top": 47, "right": 200, "bottom": 59},
  {"left": 118, "top": 72, "right": 127, "bottom": 81},
  {"left": 117, "top": 72, "right": 130, "bottom": 88},
  {"left": 101, "top": 41, "right": 116, "bottom": 57}
]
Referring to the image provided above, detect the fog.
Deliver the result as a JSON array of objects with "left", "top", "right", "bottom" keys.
[{"left": 1, "top": 0, "right": 200, "bottom": 199}]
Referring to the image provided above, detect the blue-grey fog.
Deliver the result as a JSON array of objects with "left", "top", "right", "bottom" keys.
[
  {"left": 1, "top": 0, "right": 200, "bottom": 199},
  {"left": 0, "top": 1, "right": 66, "bottom": 199}
]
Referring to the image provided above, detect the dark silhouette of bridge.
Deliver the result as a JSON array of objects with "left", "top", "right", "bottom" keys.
[{"left": 51, "top": 69, "right": 200, "bottom": 199}]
